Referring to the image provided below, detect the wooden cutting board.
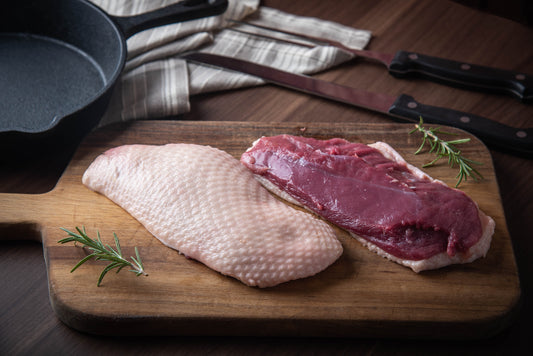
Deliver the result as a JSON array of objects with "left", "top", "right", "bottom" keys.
[{"left": 0, "top": 121, "right": 520, "bottom": 338}]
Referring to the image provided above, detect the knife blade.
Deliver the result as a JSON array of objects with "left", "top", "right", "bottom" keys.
[
  {"left": 228, "top": 20, "right": 533, "bottom": 103},
  {"left": 183, "top": 52, "right": 533, "bottom": 157}
]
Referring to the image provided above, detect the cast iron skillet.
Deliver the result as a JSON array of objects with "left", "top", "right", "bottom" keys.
[{"left": 0, "top": 0, "right": 228, "bottom": 156}]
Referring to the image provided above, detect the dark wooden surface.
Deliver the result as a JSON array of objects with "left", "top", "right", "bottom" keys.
[{"left": 1, "top": 0, "right": 532, "bottom": 354}]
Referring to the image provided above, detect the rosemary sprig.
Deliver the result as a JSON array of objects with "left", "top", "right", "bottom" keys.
[
  {"left": 409, "top": 117, "right": 483, "bottom": 187},
  {"left": 58, "top": 226, "right": 147, "bottom": 286}
]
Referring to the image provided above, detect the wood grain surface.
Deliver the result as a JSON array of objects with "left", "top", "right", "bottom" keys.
[
  {"left": 0, "top": 121, "right": 519, "bottom": 338},
  {"left": 2, "top": 0, "right": 532, "bottom": 354}
]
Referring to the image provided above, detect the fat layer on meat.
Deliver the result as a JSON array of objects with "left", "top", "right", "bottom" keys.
[{"left": 82, "top": 144, "right": 342, "bottom": 287}]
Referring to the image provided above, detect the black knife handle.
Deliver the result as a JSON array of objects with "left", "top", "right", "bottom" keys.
[
  {"left": 388, "top": 94, "right": 533, "bottom": 157},
  {"left": 389, "top": 51, "right": 532, "bottom": 103}
]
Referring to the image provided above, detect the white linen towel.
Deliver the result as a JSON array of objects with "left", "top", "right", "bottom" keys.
[{"left": 89, "top": 0, "right": 371, "bottom": 126}]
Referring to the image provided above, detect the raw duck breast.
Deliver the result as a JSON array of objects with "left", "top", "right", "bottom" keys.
[
  {"left": 82, "top": 144, "right": 342, "bottom": 287},
  {"left": 240, "top": 135, "right": 495, "bottom": 272}
]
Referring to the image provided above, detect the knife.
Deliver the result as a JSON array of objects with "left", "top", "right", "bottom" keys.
[
  {"left": 183, "top": 52, "right": 533, "bottom": 157},
  {"left": 228, "top": 20, "right": 533, "bottom": 103}
]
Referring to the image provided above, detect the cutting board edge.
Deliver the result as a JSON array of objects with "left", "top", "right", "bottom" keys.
[{"left": 48, "top": 285, "right": 522, "bottom": 339}]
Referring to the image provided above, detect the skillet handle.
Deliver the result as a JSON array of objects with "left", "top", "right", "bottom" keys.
[{"left": 112, "top": 0, "right": 228, "bottom": 38}]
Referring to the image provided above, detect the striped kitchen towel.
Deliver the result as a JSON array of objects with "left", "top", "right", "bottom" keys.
[{"left": 90, "top": 0, "right": 371, "bottom": 126}]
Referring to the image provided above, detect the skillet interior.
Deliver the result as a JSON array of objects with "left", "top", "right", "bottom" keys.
[{"left": 0, "top": 0, "right": 125, "bottom": 134}]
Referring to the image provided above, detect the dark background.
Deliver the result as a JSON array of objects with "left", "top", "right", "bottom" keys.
[{"left": 454, "top": 0, "right": 533, "bottom": 26}]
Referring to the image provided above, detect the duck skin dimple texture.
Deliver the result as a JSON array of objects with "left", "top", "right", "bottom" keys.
[
  {"left": 241, "top": 135, "right": 494, "bottom": 272},
  {"left": 82, "top": 144, "right": 342, "bottom": 288}
]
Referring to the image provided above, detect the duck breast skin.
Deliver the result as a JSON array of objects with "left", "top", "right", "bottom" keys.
[
  {"left": 240, "top": 135, "right": 494, "bottom": 272},
  {"left": 82, "top": 143, "right": 342, "bottom": 287}
]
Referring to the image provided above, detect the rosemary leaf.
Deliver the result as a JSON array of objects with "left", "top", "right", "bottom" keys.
[
  {"left": 409, "top": 117, "right": 483, "bottom": 187},
  {"left": 59, "top": 227, "right": 148, "bottom": 286},
  {"left": 70, "top": 254, "right": 98, "bottom": 273},
  {"left": 113, "top": 232, "right": 122, "bottom": 257}
]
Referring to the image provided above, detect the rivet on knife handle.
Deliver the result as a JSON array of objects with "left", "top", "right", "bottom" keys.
[
  {"left": 389, "top": 94, "right": 533, "bottom": 156},
  {"left": 389, "top": 51, "right": 533, "bottom": 103}
]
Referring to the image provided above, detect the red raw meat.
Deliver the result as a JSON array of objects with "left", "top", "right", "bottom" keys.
[{"left": 241, "top": 135, "right": 494, "bottom": 272}]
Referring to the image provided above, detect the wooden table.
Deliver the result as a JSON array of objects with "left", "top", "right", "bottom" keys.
[{"left": 2, "top": 0, "right": 532, "bottom": 353}]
